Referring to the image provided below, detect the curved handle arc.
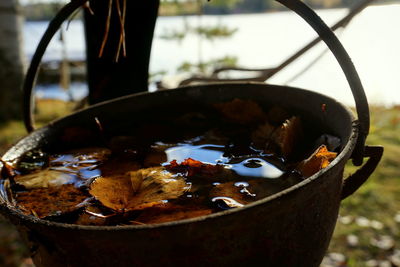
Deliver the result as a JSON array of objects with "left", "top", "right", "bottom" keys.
[
  {"left": 276, "top": 0, "right": 369, "bottom": 165},
  {"left": 23, "top": 0, "right": 88, "bottom": 132}
]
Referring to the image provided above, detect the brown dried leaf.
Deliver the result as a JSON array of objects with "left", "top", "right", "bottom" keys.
[
  {"left": 273, "top": 116, "right": 303, "bottom": 158},
  {"left": 75, "top": 206, "right": 116, "bottom": 226},
  {"left": 14, "top": 169, "right": 74, "bottom": 189},
  {"left": 297, "top": 145, "right": 337, "bottom": 177},
  {"left": 89, "top": 167, "right": 188, "bottom": 212},
  {"left": 210, "top": 181, "right": 259, "bottom": 206},
  {"left": 127, "top": 167, "right": 188, "bottom": 209},
  {"left": 16, "top": 184, "right": 88, "bottom": 219},
  {"left": 89, "top": 174, "right": 135, "bottom": 211},
  {"left": 214, "top": 98, "right": 267, "bottom": 125},
  {"left": 165, "top": 158, "right": 223, "bottom": 177},
  {"left": 210, "top": 177, "right": 302, "bottom": 208}
]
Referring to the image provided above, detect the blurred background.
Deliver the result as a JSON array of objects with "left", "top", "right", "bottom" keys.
[{"left": 0, "top": 0, "right": 399, "bottom": 266}]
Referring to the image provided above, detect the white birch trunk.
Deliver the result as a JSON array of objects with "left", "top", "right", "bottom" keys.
[{"left": 0, "top": 0, "right": 25, "bottom": 121}]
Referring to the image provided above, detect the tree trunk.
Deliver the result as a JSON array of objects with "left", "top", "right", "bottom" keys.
[
  {"left": 0, "top": 0, "right": 25, "bottom": 122},
  {"left": 84, "top": 0, "right": 159, "bottom": 104}
]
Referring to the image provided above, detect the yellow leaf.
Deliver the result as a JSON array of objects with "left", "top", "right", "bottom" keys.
[
  {"left": 89, "top": 167, "right": 189, "bottom": 212},
  {"left": 297, "top": 145, "right": 337, "bottom": 177}
]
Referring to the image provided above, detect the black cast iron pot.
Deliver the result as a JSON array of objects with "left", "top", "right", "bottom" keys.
[{"left": 0, "top": 0, "right": 383, "bottom": 266}]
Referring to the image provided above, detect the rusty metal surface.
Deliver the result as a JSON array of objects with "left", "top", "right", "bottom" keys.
[{"left": 0, "top": 84, "right": 360, "bottom": 266}]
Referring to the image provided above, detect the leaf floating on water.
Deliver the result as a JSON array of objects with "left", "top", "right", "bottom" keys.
[
  {"left": 296, "top": 145, "right": 337, "bottom": 177},
  {"left": 75, "top": 205, "right": 117, "bottom": 226},
  {"left": 89, "top": 167, "right": 188, "bottom": 212},
  {"left": 210, "top": 182, "right": 253, "bottom": 207},
  {"left": 273, "top": 116, "right": 303, "bottom": 159},
  {"left": 210, "top": 177, "right": 302, "bottom": 210},
  {"left": 165, "top": 158, "right": 223, "bottom": 177},
  {"left": 214, "top": 98, "right": 267, "bottom": 125},
  {"left": 212, "top": 197, "right": 245, "bottom": 209},
  {"left": 127, "top": 167, "right": 189, "bottom": 209},
  {"left": 16, "top": 184, "right": 88, "bottom": 219},
  {"left": 14, "top": 169, "right": 74, "bottom": 189},
  {"left": 89, "top": 174, "right": 135, "bottom": 211},
  {"left": 251, "top": 116, "right": 303, "bottom": 158}
]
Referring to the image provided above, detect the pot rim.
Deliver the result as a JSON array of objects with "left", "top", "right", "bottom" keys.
[{"left": 1, "top": 82, "right": 358, "bottom": 231}]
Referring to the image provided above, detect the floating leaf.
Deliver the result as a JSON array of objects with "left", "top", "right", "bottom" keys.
[
  {"left": 210, "top": 175, "right": 302, "bottom": 210},
  {"left": 211, "top": 196, "right": 245, "bottom": 209},
  {"left": 214, "top": 98, "right": 267, "bottom": 125},
  {"left": 209, "top": 180, "right": 273, "bottom": 209},
  {"left": 273, "top": 116, "right": 303, "bottom": 159},
  {"left": 165, "top": 158, "right": 223, "bottom": 177},
  {"left": 251, "top": 116, "right": 303, "bottom": 158},
  {"left": 210, "top": 182, "right": 254, "bottom": 207},
  {"left": 14, "top": 169, "right": 74, "bottom": 189},
  {"left": 296, "top": 145, "right": 337, "bottom": 177},
  {"left": 127, "top": 167, "right": 189, "bottom": 209},
  {"left": 89, "top": 167, "right": 188, "bottom": 212},
  {"left": 88, "top": 174, "right": 135, "bottom": 211},
  {"left": 75, "top": 205, "right": 117, "bottom": 226},
  {"left": 16, "top": 184, "right": 88, "bottom": 219}
]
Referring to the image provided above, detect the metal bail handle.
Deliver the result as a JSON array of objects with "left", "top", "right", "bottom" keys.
[
  {"left": 276, "top": 0, "right": 370, "bottom": 166},
  {"left": 22, "top": 0, "right": 88, "bottom": 133},
  {"left": 23, "top": 0, "right": 369, "bottom": 164}
]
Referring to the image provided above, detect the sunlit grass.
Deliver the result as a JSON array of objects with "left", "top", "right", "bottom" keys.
[{"left": 326, "top": 106, "right": 400, "bottom": 266}]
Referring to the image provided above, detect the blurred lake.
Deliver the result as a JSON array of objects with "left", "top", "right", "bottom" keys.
[{"left": 24, "top": 3, "right": 400, "bottom": 106}]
